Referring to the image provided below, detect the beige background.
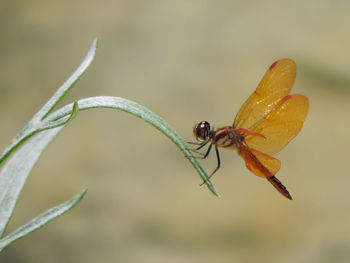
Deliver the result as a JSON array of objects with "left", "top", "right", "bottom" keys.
[{"left": 1, "top": 1, "right": 350, "bottom": 262}]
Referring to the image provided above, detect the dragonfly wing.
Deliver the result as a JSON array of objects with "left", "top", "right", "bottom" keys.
[
  {"left": 245, "top": 94, "right": 309, "bottom": 155},
  {"left": 238, "top": 144, "right": 281, "bottom": 178},
  {"left": 234, "top": 58, "right": 296, "bottom": 129},
  {"left": 239, "top": 144, "right": 292, "bottom": 199}
]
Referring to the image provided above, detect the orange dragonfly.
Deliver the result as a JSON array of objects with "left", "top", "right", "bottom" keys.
[{"left": 189, "top": 58, "right": 309, "bottom": 200}]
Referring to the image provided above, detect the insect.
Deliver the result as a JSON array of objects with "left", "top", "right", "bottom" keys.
[{"left": 189, "top": 58, "right": 309, "bottom": 200}]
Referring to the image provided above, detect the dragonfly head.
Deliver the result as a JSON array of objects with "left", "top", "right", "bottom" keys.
[{"left": 193, "top": 121, "right": 212, "bottom": 141}]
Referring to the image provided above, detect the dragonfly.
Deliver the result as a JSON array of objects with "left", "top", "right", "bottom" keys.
[{"left": 189, "top": 58, "right": 309, "bottom": 200}]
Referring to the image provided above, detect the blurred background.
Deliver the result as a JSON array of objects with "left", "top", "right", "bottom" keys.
[{"left": 1, "top": 0, "right": 350, "bottom": 262}]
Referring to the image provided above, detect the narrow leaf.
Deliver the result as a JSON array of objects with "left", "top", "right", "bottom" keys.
[
  {"left": 0, "top": 127, "right": 63, "bottom": 237},
  {"left": 0, "top": 102, "right": 79, "bottom": 236},
  {"left": 38, "top": 101, "right": 79, "bottom": 131},
  {"left": 36, "top": 39, "right": 97, "bottom": 120},
  {"left": 0, "top": 189, "right": 87, "bottom": 252},
  {"left": 45, "top": 96, "right": 219, "bottom": 196},
  {"left": 0, "top": 40, "right": 97, "bottom": 165}
]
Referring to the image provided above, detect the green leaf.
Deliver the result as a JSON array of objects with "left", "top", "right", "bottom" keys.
[
  {"left": 45, "top": 96, "right": 219, "bottom": 197},
  {"left": 0, "top": 37, "right": 218, "bottom": 253},
  {"left": 0, "top": 127, "right": 63, "bottom": 237},
  {"left": 36, "top": 39, "right": 97, "bottom": 120},
  {"left": 0, "top": 189, "right": 87, "bottom": 252},
  {"left": 0, "top": 40, "right": 96, "bottom": 239},
  {"left": 0, "top": 39, "right": 97, "bottom": 165},
  {"left": 38, "top": 101, "right": 79, "bottom": 131}
]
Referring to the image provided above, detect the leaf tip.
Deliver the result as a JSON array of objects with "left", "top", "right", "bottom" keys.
[{"left": 68, "top": 101, "right": 79, "bottom": 122}]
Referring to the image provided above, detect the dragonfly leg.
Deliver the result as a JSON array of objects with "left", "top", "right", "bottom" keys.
[
  {"left": 186, "top": 140, "right": 211, "bottom": 158},
  {"left": 200, "top": 146, "right": 221, "bottom": 185},
  {"left": 186, "top": 142, "right": 212, "bottom": 159}
]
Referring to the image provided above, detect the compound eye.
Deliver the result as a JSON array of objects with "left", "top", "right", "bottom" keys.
[{"left": 193, "top": 121, "right": 211, "bottom": 141}]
